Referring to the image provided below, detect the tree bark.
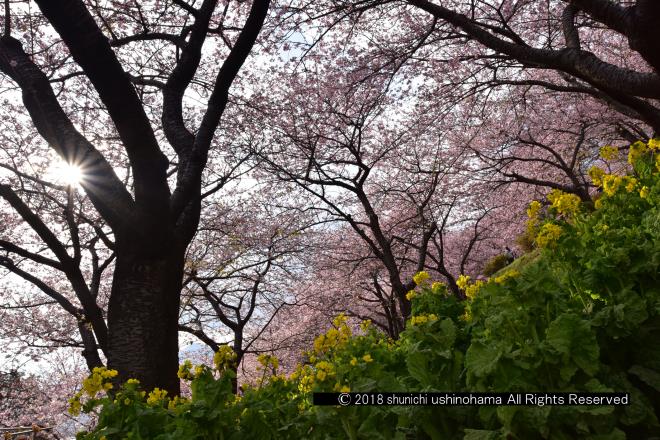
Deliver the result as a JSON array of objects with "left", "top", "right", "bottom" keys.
[{"left": 106, "top": 243, "right": 184, "bottom": 395}]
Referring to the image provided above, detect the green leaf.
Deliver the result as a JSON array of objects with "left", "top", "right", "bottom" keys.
[
  {"left": 629, "top": 365, "right": 660, "bottom": 391},
  {"left": 546, "top": 313, "right": 599, "bottom": 376},
  {"left": 463, "top": 429, "right": 498, "bottom": 440},
  {"left": 465, "top": 341, "right": 503, "bottom": 378},
  {"left": 406, "top": 350, "right": 433, "bottom": 387}
]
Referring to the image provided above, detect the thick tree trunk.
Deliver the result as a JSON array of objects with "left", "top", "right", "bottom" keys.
[{"left": 106, "top": 245, "right": 184, "bottom": 395}]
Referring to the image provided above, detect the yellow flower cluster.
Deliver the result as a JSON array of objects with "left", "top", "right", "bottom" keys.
[
  {"left": 640, "top": 186, "right": 650, "bottom": 199},
  {"left": 465, "top": 280, "right": 485, "bottom": 299},
  {"left": 588, "top": 166, "right": 606, "bottom": 186},
  {"left": 194, "top": 365, "right": 207, "bottom": 377},
  {"left": 599, "top": 145, "right": 619, "bottom": 161},
  {"left": 412, "top": 271, "right": 430, "bottom": 285},
  {"left": 590, "top": 139, "right": 659, "bottom": 196},
  {"left": 68, "top": 367, "right": 118, "bottom": 416},
  {"left": 409, "top": 313, "right": 438, "bottom": 326},
  {"left": 494, "top": 270, "right": 520, "bottom": 285},
  {"left": 315, "top": 361, "right": 335, "bottom": 382},
  {"left": 333, "top": 383, "right": 351, "bottom": 393},
  {"left": 67, "top": 396, "right": 82, "bottom": 416},
  {"left": 602, "top": 174, "right": 623, "bottom": 196},
  {"left": 298, "top": 368, "right": 314, "bottom": 393},
  {"left": 176, "top": 356, "right": 206, "bottom": 380},
  {"left": 146, "top": 387, "right": 168, "bottom": 407},
  {"left": 359, "top": 319, "right": 372, "bottom": 332},
  {"left": 313, "top": 315, "right": 352, "bottom": 354},
  {"left": 628, "top": 140, "right": 648, "bottom": 164},
  {"left": 548, "top": 190, "right": 581, "bottom": 216},
  {"left": 431, "top": 281, "right": 445, "bottom": 294},
  {"left": 214, "top": 345, "right": 237, "bottom": 372},
  {"left": 168, "top": 395, "right": 189, "bottom": 410},
  {"left": 406, "top": 289, "right": 417, "bottom": 301},
  {"left": 535, "top": 223, "right": 563, "bottom": 248},
  {"left": 456, "top": 274, "right": 470, "bottom": 291},
  {"left": 526, "top": 200, "right": 542, "bottom": 219},
  {"left": 177, "top": 360, "right": 195, "bottom": 380},
  {"left": 82, "top": 367, "right": 118, "bottom": 397},
  {"left": 455, "top": 274, "right": 483, "bottom": 299},
  {"left": 257, "top": 354, "right": 279, "bottom": 371}
]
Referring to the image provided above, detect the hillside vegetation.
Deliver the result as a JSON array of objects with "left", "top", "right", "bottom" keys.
[{"left": 74, "top": 141, "right": 660, "bottom": 439}]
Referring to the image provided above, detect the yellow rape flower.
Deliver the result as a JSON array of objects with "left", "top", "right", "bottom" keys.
[
  {"left": 409, "top": 314, "right": 438, "bottom": 326},
  {"left": 456, "top": 274, "right": 470, "bottom": 291},
  {"left": 214, "top": 345, "right": 237, "bottom": 372},
  {"left": 406, "top": 290, "right": 417, "bottom": 301},
  {"left": 315, "top": 361, "right": 335, "bottom": 381},
  {"left": 465, "top": 281, "right": 484, "bottom": 299},
  {"left": 649, "top": 138, "right": 660, "bottom": 150},
  {"left": 67, "top": 394, "right": 82, "bottom": 416},
  {"left": 549, "top": 190, "right": 581, "bottom": 215},
  {"left": 599, "top": 145, "right": 619, "bottom": 161},
  {"left": 298, "top": 373, "right": 314, "bottom": 391},
  {"left": 640, "top": 186, "right": 650, "bottom": 199},
  {"left": 431, "top": 281, "right": 445, "bottom": 293},
  {"left": 81, "top": 367, "right": 117, "bottom": 398},
  {"left": 624, "top": 177, "right": 638, "bottom": 192},
  {"left": 146, "top": 388, "right": 168, "bottom": 407},
  {"left": 350, "top": 357, "right": 358, "bottom": 366},
  {"left": 332, "top": 313, "right": 347, "bottom": 327},
  {"left": 526, "top": 200, "right": 542, "bottom": 219},
  {"left": 168, "top": 396, "right": 188, "bottom": 410},
  {"left": 257, "top": 354, "right": 279, "bottom": 371},
  {"left": 494, "top": 270, "right": 520, "bottom": 285},
  {"left": 333, "top": 382, "right": 351, "bottom": 393},
  {"left": 313, "top": 320, "right": 352, "bottom": 353},
  {"left": 177, "top": 360, "right": 194, "bottom": 380},
  {"left": 588, "top": 166, "right": 605, "bottom": 186},
  {"left": 628, "top": 141, "right": 648, "bottom": 164},
  {"left": 412, "top": 271, "right": 430, "bottom": 285},
  {"left": 359, "top": 319, "right": 372, "bottom": 332},
  {"left": 535, "top": 223, "right": 563, "bottom": 248},
  {"left": 362, "top": 354, "right": 373, "bottom": 363},
  {"left": 602, "top": 174, "right": 623, "bottom": 196}
]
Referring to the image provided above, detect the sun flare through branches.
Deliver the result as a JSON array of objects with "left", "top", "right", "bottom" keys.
[{"left": 49, "top": 160, "right": 84, "bottom": 187}]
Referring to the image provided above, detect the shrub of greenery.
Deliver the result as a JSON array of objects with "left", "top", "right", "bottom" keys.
[
  {"left": 73, "top": 140, "right": 660, "bottom": 439},
  {"left": 481, "top": 254, "right": 511, "bottom": 277}
]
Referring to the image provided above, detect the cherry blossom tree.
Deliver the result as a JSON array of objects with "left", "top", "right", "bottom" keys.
[
  {"left": 178, "top": 192, "right": 314, "bottom": 378},
  {"left": 245, "top": 56, "right": 520, "bottom": 335},
  {"left": 0, "top": 0, "right": 270, "bottom": 394},
  {"left": 1, "top": 1, "right": 654, "bottom": 424}
]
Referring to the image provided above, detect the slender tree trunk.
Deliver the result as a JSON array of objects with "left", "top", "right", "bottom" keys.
[
  {"left": 232, "top": 333, "right": 243, "bottom": 394},
  {"left": 106, "top": 243, "right": 184, "bottom": 395}
]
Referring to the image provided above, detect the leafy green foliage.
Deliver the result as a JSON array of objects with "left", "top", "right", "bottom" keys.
[
  {"left": 76, "top": 142, "right": 660, "bottom": 439},
  {"left": 481, "top": 254, "right": 511, "bottom": 277}
]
